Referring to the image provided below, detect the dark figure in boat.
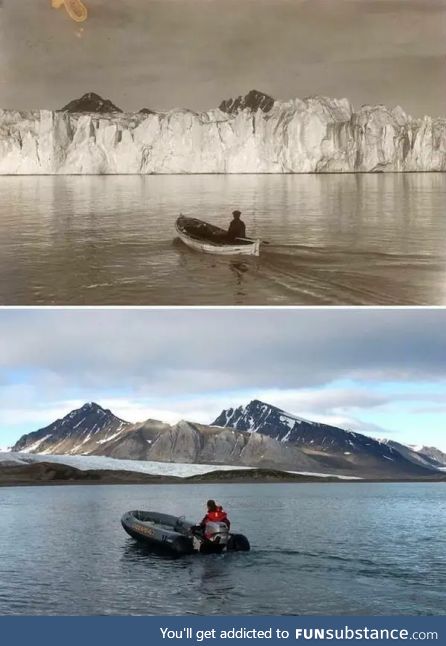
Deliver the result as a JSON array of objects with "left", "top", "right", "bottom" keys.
[
  {"left": 227, "top": 210, "right": 246, "bottom": 242},
  {"left": 194, "top": 499, "right": 231, "bottom": 540}
]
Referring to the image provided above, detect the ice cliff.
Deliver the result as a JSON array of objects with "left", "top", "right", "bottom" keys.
[{"left": 0, "top": 90, "right": 445, "bottom": 174}]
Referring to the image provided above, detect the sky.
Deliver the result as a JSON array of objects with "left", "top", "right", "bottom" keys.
[
  {"left": 0, "top": 308, "right": 445, "bottom": 451},
  {"left": 0, "top": 0, "right": 445, "bottom": 117}
]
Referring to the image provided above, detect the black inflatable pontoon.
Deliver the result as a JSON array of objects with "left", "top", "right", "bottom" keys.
[{"left": 121, "top": 510, "right": 250, "bottom": 556}]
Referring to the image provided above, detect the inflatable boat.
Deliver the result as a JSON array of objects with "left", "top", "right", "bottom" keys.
[{"left": 121, "top": 510, "right": 250, "bottom": 556}]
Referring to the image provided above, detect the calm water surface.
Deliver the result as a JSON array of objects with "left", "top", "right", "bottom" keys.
[
  {"left": 0, "top": 483, "right": 445, "bottom": 615},
  {"left": 0, "top": 174, "right": 445, "bottom": 305}
]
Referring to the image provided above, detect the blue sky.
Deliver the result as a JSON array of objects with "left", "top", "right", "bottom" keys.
[{"left": 0, "top": 308, "right": 445, "bottom": 451}]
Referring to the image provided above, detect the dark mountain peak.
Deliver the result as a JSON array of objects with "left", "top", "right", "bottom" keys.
[
  {"left": 61, "top": 92, "right": 123, "bottom": 114},
  {"left": 78, "top": 401, "right": 109, "bottom": 414},
  {"left": 65, "top": 401, "right": 112, "bottom": 420},
  {"left": 219, "top": 89, "right": 275, "bottom": 115},
  {"left": 214, "top": 399, "right": 361, "bottom": 445},
  {"left": 139, "top": 107, "right": 155, "bottom": 115},
  {"left": 247, "top": 398, "right": 265, "bottom": 407},
  {"left": 212, "top": 400, "right": 441, "bottom": 477},
  {"left": 80, "top": 401, "right": 101, "bottom": 411},
  {"left": 212, "top": 399, "right": 310, "bottom": 434},
  {"left": 83, "top": 92, "right": 102, "bottom": 101},
  {"left": 42, "top": 401, "right": 123, "bottom": 432},
  {"left": 246, "top": 399, "right": 281, "bottom": 413},
  {"left": 11, "top": 402, "right": 130, "bottom": 454}
]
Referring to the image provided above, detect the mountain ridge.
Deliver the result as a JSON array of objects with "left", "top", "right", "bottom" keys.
[
  {"left": 12, "top": 402, "right": 132, "bottom": 455},
  {"left": 10, "top": 400, "right": 443, "bottom": 479},
  {"left": 212, "top": 399, "right": 446, "bottom": 476},
  {"left": 60, "top": 92, "right": 123, "bottom": 114}
]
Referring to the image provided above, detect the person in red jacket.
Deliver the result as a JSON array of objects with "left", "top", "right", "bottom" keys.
[{"left": 196, "top": 500, "right": 230, "bottom": 539}]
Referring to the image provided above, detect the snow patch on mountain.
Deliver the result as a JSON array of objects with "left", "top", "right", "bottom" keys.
[
  {"left": 18, "top": 435, "right": 52, "bottom": 454},
  {"left": 96, "top": 429, "right": 126, "bottom": 444},
  {"left": 213, "top": 400, "right": 441, "bottom": 477},
  {"left": 290, "top": 470, "right": 361, "bottom": 480}
]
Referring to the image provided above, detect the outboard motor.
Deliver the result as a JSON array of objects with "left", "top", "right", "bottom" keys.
[{"left": 204, "top": 520, "right": 230, "bottom": 546}]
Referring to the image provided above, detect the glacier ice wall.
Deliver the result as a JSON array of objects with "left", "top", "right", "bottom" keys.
[{"left": 0, "top": 97, "right": 445, "bottom": 174}]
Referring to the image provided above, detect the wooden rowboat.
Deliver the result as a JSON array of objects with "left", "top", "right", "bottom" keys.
[{"left": 175, "top": 215, "right": 261, "bottom": 256}]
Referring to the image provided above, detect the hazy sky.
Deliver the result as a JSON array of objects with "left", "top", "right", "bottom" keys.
[
  {"left": 1, "top": 0, "right": 445, "bottom": 116},
  {"left": 0, "top": 308, "right": 445, "bottom": 450}
]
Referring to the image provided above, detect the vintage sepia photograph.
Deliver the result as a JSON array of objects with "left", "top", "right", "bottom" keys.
[
  {"left": 0, "top": 308, "right": 445, "bottom": 615},
  {"left": 0, "top": 0, "right": 445, "bottom": 305}
]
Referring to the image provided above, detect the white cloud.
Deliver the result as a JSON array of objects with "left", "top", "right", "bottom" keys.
[
  {"left": 1, "top": 309, "right": 445, "bottom": 447},
  {"left": 1, "top": 309, "right": 446, "bottom": 396}
]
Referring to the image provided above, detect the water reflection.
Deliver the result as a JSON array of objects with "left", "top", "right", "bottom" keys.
[
  {"left": 0, "top": 483, "right": 445, "bottom": 615},
  {"left": 0, "top": 174, "right": 445, "bottom": 305}
]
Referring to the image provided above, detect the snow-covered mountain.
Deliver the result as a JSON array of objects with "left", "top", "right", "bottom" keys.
[
  {"left": 11, "top": 408, "right": 330, "bottom": 474},
  {"left": 214, "top": 399, "right": 380, "bottom": 452},
  {"left": 1, "top": 90, "right": 444, "bottom": 174},
  {"left": 380, "top": 439, "right": 446, "bottom": 470},
  {"left": 103, "top": 419, "right": 341, "bottom": 473},
  {"left": 212, "top": 400, "right": 439, "bottom": 477},
  {"left": 412, "top": 445, "right": 446, "bottom": 467},
  {"left": 12, "top": 402, "right": 132, "bottom": 455},
  {"left": 9, "top": 400, "right": 444, "bottom": 478}
]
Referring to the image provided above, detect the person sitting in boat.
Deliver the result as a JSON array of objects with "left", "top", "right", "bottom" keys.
[
  {"left": 227, "top": 210, "right": 246, "bottom": 242},
  {"left": 195, "top": 500, "right": 230, "bottom": 539}
]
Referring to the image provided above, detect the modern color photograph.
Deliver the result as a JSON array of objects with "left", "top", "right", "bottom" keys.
[
  {"left": 0, "top": 0, "right": 445, "bottom": 305},
  {"left": 0, "top": 308, "right": 445, "bottom": 615}
]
